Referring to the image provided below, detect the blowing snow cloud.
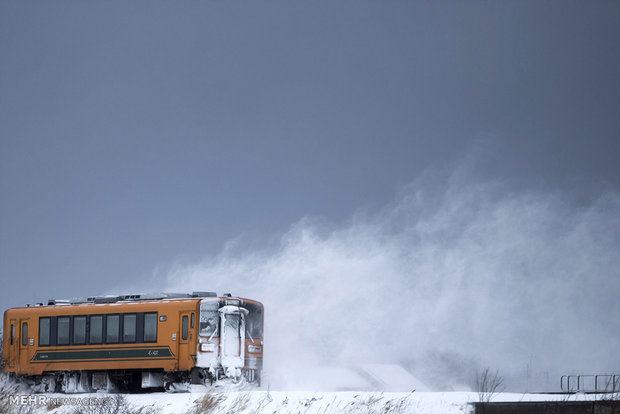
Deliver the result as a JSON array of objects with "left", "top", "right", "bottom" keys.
[{"left": 162, "top": 162, "right": 620, "bottom": 390}]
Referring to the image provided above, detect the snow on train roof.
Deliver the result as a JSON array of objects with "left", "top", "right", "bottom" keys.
[
  {"left": 13, "top": 292, "right": 261, "bottom": 309},
  {"left": 37, "top": 292, "right": 218, "bottom": 307}
]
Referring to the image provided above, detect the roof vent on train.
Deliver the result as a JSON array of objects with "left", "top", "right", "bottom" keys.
[
  {"left": 45, "top": 292, "right": 220, "bottom": 305},
  {"left": 191, "top": 291, "right": 217, "bottom": 297},
  {"left": 91, "top": 296, "right": 119, "bottom": 304},
  {"left": 118, "top": 293, "right": 167, "bottom": 301},
  {"left": 69, "top": 297, "right": 92, "bottom": 304},
  {"left": 47, "top": 299, "right": 71, "bottom": 305}
]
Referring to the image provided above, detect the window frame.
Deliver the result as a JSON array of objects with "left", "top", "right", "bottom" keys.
[
  {"left": 143, "top": 312, "right": 158, "bottom": 343},
  {"left": 105, "top": 314, "right": 120, "bottom": 344},
  {"left": 122, "top": 313, "right": 137, "bottom": 343},
  {"left": 56, "top": 316, "right": 71, "bottom": 346},
  {"left": 73, "top": 316, "right": 87, "bottom": 345},
  {"left": 89, "top": 315, "right": 103, "bottom": 345},
  {"left": 21, "top": 322, "right": 28, "bottom": 346},
  {"left": 10, "top": 311, "right": 169, "bottom": 346},
  {"left": 247, "top": 306, "right": 264, "bottom": 339},
  {"left": 182, "top": 315, "right": 188, "bottom": 341},
  {"left": 39, "top": 317, "right": 51, "bottom": 347}
]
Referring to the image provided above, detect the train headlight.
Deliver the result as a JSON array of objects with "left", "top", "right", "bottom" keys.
[
  {"left": 248, "top": 345, "right": 262, "bottom": 353},
  {"left": 200, "top": 343, "right": 216, "bottom": 352}
]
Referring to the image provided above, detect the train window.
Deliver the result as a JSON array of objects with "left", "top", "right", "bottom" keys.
[
  {"left": 182, "top": 315, "right": 188, "bottom": 340},
  {"left": 73, "top": 316, "right": 86, "bottom": 345},
  {"left": 10, "top": 324, "right": 14, "bottom": 345},
  {"left": 106, "top": 314, "right": 120, "bottom": 343},
  {"left": 22, "top": 323, "right": 28, "bottom": 346},
  {"left": 57, "top": 317, "right": 70, "bottom": 345},
  {"left": 39, "top": 318, "right": 50, "bottom": 346},
  {"left": 199, "top": 301, "right": 219, "bottom": 337},
  {"left": 123, "top": 314, "right": 137, "bottom": 343},
  {"left": 191, "top": 313, "right": 195, "bottom": 328},
  {"left": 244, "top": 303, "right": 263, "bottom": 339},
  {"left": 90, "top": 316, "right": 103, "bottom": 344},
  {"left": 144, "top": 312, "right": 157, "bottom": 342}
]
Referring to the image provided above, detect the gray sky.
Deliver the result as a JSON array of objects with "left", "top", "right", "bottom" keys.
[{"left": 1, "top": 0, "right": 619, "bottom": 312}]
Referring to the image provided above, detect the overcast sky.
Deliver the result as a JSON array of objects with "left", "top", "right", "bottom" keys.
[{"left": 1, "top": 1, "right": 619, "bottom": 312}]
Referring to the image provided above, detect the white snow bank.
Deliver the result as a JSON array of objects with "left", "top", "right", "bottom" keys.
[
  {"left": 266, "top": 363, "right": 428, "bottom": 392},
  {"left": 358, "top": 364, "right": 430, "bottom": 392},
  {"left": 267, "top": 365, "right": 370, "bottom": 391}
]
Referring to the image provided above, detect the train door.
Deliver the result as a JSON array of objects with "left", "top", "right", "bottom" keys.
[
  {"left": 178, "top": 311, "right": 193, "bottom": 371},
  {"left": 218, "top": 306, "right": 247, "bottom": 374},
  {"left": 18, "top": 318, "right": 30, "bottom": 375},
  {"left": 6, "top": 319, "right": 16, "bottom": 370}
]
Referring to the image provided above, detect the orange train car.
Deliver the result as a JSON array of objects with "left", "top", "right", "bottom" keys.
[{"left": 1, "top": 292, "right": 263, "bottom": 392}]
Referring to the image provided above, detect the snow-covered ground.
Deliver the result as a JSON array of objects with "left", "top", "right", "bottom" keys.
[
  {"left": 3, "top": 387, "right": 613, "bottom": 414},
  {"left": 115, "top": 390, "right": 615, "bottom": 414},
  {"left": 2, "top": 369, "right": 616, "bottom": 413}
]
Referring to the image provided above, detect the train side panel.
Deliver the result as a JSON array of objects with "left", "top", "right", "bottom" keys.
[
  {"left": 2, "top": 295, "right": 263, "bottom": 390},
  {"left": 2, "top": 300, "right": 200, "bottom": 376}
]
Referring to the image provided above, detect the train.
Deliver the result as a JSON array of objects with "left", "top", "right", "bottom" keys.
[{"left": 1, "top": 292, "right": 263, "bottom": 393}]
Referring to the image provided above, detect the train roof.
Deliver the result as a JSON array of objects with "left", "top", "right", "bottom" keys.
[
  {"left": 16, "top": 292, "right": 219, "bottom": 308},
  {"left": 52, "top": 291, "right": 220, "bottom": 306},
  {"left": 3, "top": 293, "right": 263, "bottom": 315}
]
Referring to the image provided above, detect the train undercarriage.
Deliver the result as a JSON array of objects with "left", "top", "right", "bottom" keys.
[{"left": 13, "top": 368, "right": 261, "bottom": 393}]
